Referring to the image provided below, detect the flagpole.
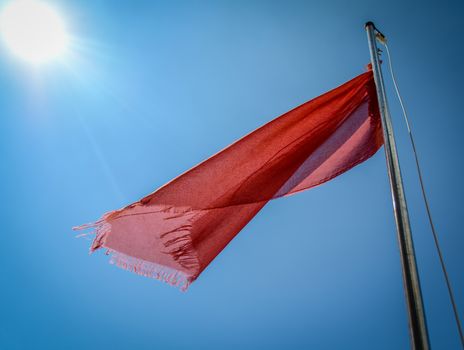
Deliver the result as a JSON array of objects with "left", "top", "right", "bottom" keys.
[{"left": 365, "top": 22, "right": 430, "bottom": 350}]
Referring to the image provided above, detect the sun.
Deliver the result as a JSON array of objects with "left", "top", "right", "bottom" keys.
[{"left": 0, "top": 0, "right": 69, "bottom": 64}]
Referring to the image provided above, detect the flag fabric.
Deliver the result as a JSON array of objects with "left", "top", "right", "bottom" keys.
[{"left": 75, "top": 67, "right": 383, "bottom": 290}]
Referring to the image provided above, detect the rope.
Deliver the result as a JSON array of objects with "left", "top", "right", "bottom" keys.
[{"left": 383, "top": 41, "right": 464, "bottom": 348}]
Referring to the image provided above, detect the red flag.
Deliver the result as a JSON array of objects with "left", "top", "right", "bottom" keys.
[{"left": 75, "top": 68, "right": 382, "bottom": 290}]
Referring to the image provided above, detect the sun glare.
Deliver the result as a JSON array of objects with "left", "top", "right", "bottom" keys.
[{"left": 0, "top": 0, "right": 69, "bottom": 64}]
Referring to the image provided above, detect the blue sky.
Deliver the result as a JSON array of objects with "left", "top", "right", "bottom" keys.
[{"left": 0, "top": 0, "right": 463, "bottom": 349}]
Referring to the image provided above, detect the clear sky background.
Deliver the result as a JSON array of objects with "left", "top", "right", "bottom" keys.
[{"left": 0, "top": 0, "right": 462, "bottom": 349}]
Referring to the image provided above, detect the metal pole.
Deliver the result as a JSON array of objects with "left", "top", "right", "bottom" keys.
[{"left": 365, "top": 21, "right": 430, "bottom": 350}]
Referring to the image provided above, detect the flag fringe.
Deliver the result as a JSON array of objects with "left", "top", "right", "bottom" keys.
[
  {"left": 73, "top": 210, "right": 198, "bottom": 291},
  {"left": 108, "top": 250, "right": 192, "bottom": 291}
]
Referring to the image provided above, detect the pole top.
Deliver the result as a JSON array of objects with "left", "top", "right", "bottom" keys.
[{"left": 365, "top": 21, "right": 387, "bottom": 44}]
